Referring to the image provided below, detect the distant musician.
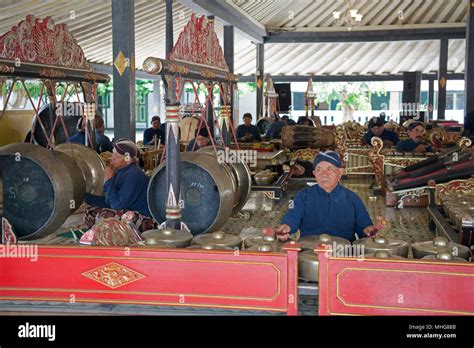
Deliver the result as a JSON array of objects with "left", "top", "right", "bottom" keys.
[
  {"left": 396, "top": 121, "right": 432, "bottom": 153},
  {"left": 281, "top": 115, "right": 297, "bottom": 126},
  {"left": 187, "top": 126, "right": 211, "bottom": 151},
  {"left": 67, "top": 118, "right": 86, "bottom": 145},
  {"left": 236, "top": 113, "right": 261, "bottom": 142},
  {"left": 362, "top": 117, "right": 399, "bottom": 147},
  {"left": 265, "top": 113, "right": 286, "bottom": 139},
  {"left": 143, "top": 116, "right": 165, "bottom": 146},
  {"left": 94, "top": 115, "right": 113, "bottom": 153}
]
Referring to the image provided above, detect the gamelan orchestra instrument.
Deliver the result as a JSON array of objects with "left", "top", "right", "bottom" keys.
[{"left": 0, "top": 142, "right": 104, "bottom": 239}]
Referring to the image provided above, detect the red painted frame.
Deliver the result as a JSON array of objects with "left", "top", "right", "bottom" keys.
[
  {"left": 317, "top": 246, "right": 474, "bottom": 316},
  {"left": 0, "top": 243, "right": 300, "bottom": 315}
]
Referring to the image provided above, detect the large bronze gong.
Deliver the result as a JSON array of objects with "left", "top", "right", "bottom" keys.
[
  {"left": 147, "top": 152, "right": 235, "bottom": 235},
  {"left": 0, "top": 143, "right": 86, "bottom": 239},
  {"left": 33, "top": 103, "right": 83, "bottom": 147},
  {"left": 55, "top": 143, "right": 105, "bottom": 195},
  {"left": 196, "top": 146, "right": 252, "bottom": 215}
]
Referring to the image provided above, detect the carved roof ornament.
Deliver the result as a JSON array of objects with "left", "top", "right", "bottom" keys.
[
  {"left": 0, "top": 15, "right": 91, "bottom": 71},
  {"left": 264, "top": 75, "right": 278, "bottom": 98},
  {"left": 305, "top": 78, "right": 316, "bottom": 98},
  {"left": 169, "top": 14, "right": 229, "bottom": 71}
]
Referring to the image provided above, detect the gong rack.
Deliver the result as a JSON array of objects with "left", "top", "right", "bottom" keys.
[
  {"left": 0, "top": 15, "right": 109, "bottom": 150},
  {"left": 143, "top": 14, "right": 243, "bottom": 231}
]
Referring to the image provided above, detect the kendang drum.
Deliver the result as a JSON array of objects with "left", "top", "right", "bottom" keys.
[{"left": 281, "top": 125, "right": 335, "bottom": 149}]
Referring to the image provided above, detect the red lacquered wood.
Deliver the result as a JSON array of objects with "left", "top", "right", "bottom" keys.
[
  {"left": 283, "top": 242, "right": 301, "bottom": 315},
  {"left": 316, "top": 247, "right": 474, "bottom": 316},
  {"left": 0, "top": 244, "right": 299, "bottom": 314}
]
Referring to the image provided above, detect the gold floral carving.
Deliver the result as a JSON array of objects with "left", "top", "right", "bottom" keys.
[
  {"left": 82, "top": 262, "right": 146, "bottom": 289},
  {"left": 0, "top": 64, "right": 15, "bottom": 73},
  {"left": 39, "top": 68, "right": 66, "bottom": 78},
  {"left": 435, "top": 177, "right": 474, "bottom": 205}
]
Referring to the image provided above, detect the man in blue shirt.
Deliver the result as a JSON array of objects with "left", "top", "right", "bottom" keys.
[
  {"left": 396, "top": 121, "right": 432, "bottom": 153},
  {"left": 276, "top": 151, "right": 377, "bottom": 242},
  {"left": 282, "top": 115, "right": 296, "bottom": 126},
  {"left": 67, "top": 117, "right": 86, "bottom": 145},
  {"left": 265, "top": 113, "right": 286, "bottom": 139},
  {"left": 362, "top": 117, "right": 399, "bottom": 147},
  {"left": 236, "top": 113, "right": 261, "bottom": 142},
  {"left": 84, "top": 139, "right": 155, "bottom": 232},
  {"left": 187, "top": 126, "right": 210, "bottom": 151},
  {"left": 94, "top": 115, "right": 113, "bottom": 153},
  {"left": 143, "top": 116, "right": 165, "bottom": 146}
]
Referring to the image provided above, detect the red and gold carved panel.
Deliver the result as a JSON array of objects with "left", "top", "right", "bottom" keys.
[
  {"left": 317, "top": 247, "right": 474, "bottom": 316},
  {"left": 0, "top": 15, "right": 91, "bottom": 71},
  {"left": 0, "top": 245, "right": 300, "bottom": 315},
  {"left": 169, "top": 14, "right": 229, "bottom": 71}
]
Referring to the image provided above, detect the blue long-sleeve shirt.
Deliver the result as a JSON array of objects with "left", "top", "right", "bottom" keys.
[
  {"left": 396, "top": 138, "right": 432, "bottom": 152},
  {"left": 363, "top": 129, "right": 399, "bottom": 145},
  {"left": 236, "top": 124, "right": 261, "bottom": 142},
  {"left": 85, "top": 163, "right": 151, "bottom": 216},
  {"left": 95, "top": 131, "right": 113, "bottom": 153},
  {"left": 67, "top": 131, "right": 86, "bottom": 145},
  {"left": 265, "top": 121, "right": 286, "bottom": 139},
  {"left": 280, "top": 184, "right": 372, "bottom": 242},
  {"left": 143, "top": 127, "right": 165, "bottom": 145}
]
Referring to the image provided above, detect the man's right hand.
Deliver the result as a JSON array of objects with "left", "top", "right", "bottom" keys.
[
  {"left": 275, "top": 224, "right": 291, "bottom": 241},
  {"left": 415, "top": 144, "right": 428, "bottom": 153}
]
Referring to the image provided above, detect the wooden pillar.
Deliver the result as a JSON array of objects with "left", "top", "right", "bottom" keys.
[
  {"left": 465, "top": 0, "right": 474, "bottom": 133},
  {"left": 165, "top": 0, "right": 174, "bottom": 59},
  {"left": 256, "top": 43, "right": 264, "bottom": 119},
  {"left": 222, "top": 25, "right": 234, "bottom": 145},
  {"left": 428, "top": 78, "right": 434, "bottom": 120},
  {"left": 152, "top": 79, "right": 161, "bottom": 116},
  {"left": 402, "top": 71, "right": 421, "bottom": 115},
  {"left": 112, "top": 0, "right": 136, "bottom": 141},
  {"left": 163, "top": 0, "right": 181, "bottom": 229},
  {"left": 438, "top": 38, "right": 448, "bottom": 120}
]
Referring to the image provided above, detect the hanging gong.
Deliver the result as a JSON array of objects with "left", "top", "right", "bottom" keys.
[
  {"left": 147, "top": 152, "right": 234, "bottom": 235},
  {"left": 0, "top": 142, "right": 86, "bottom": 240}
]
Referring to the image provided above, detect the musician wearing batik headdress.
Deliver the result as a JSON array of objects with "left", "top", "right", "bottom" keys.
[
  {"left": 83, "top": 138, "right": 156, "bottom": 232},
  {"left": 396, "top": 120, "right": 432, "bottom": 153}
]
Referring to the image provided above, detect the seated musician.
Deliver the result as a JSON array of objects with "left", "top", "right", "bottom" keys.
[
  {"left": 236, "top": 113, "right": 261, "bottom": 142},
  {"left": 281, "top": 115, "right": 296, "bottom": 126},
  {"left": 186, "top": 127, "right": 210, "bottom": 151},
  {"left": 67, "top": 118, "right": 86, "bottom": 145},
  {"left": 362, "top": 116, "right": 399, "bottom": 147},
  {"left": 143, "top": 116, "right": 166, "bottom": 146},
  {"left": 94, "top": 115, "right": 113, "bottom": 153},
  {"left": 265, "top": 113, "right": 286, "bottom": 139},
  {"left": 396, "top": 121, "right": 432, "bottom": 153},
  {"left": 297, "top": 116, "right": 314, "bottom": 127},
  {"left": 84, "top": 139, "right": 156, "bottom": 232},
  {"left": 276, "top": 151, "right": 378, "bottom": 242}
]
